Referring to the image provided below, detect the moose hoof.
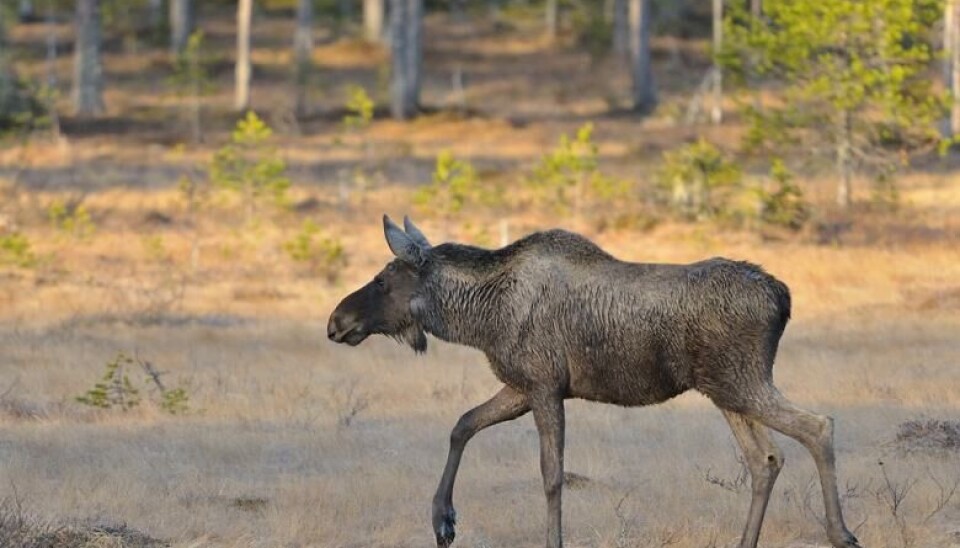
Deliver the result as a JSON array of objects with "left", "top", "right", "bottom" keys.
[
  {"left": 830, "top": 529, "right": 862, "bottom": 548},
  {"left": 433, "top": 507, "right": 456, "bottom": 547}
]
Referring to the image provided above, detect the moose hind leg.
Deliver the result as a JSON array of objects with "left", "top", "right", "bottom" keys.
[
  {"left": 750, "top": 392, "right": 862, "bottom": 548},
  {"left": 433, "top": 385, "right": 529, "bottom": 547},
  {"left": 721, "top": 410, "right": 784, "bottom": 548}
]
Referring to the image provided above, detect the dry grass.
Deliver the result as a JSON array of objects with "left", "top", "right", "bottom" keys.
[
  {"left": 1, "top": 311, "right": 958, "bottom": 547},
  {"left": 1, "top": 6, "right": 960, "bottom": 548}
]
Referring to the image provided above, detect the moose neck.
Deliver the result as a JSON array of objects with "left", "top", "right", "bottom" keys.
[{"left": 419, "top": 249, "right": 515, "bottom": 354}]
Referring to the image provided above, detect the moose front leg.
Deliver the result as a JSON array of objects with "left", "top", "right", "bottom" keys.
[
  {"left": 433, "top": 385, "right": 529, "bottom": 547},
  {"left": 532, "top": 394, "right": 565, "bottom": 548}
]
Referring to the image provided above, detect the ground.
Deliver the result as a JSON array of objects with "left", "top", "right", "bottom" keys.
[{"left": 1, "top": 5, "right": 959, "bottom": 548}]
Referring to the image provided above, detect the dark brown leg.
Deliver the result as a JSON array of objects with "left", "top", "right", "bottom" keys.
[
  {"left": 722, "top": 409, "right": 784, "bottom": 548},
  {"left": 432, "top": 385, "right": 529, "bottom": 547},
  {"left": 531, "top": 394, "right": 565, "bottom": 548}
]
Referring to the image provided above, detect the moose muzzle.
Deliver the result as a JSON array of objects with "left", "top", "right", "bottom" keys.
[{"left": 327, "top": 308, "right": 369, "bottom": 346}]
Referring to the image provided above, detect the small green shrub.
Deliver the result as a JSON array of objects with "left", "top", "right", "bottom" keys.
[
  {"left": 656, "top": 139, "right": 743, "bottom": 221},
  {"left": 870, "top": 170, "right": 901, "bottom": 213},
  {"left": 47, "top": 199, "right": 95, "bottom": 239},
  {"left": 343, "top": 85, "right": 375, "bottom": 131},
  {"left": 757, "top": 159, "right": 809, "bottom": 230},
  {"left": 528, "top": 123, "right": 626, "bottom": 220},
  {"left": 159, "top": 387, "right": 190, "bottom": 415},
  {"left": 76, "top": 353, "right": 141, "bottom": 411},
  {"left": 76, "top": 352, "right": 191, "bottom": 415},
  {"left": 283, "top": 220, "right": 348, "bottom": 281},
  {"left": 141, "top": 234, "right": 170, "bottom": 263},
  {"left": 414, "top": 150, "right": 482, "bottom": 216},
  {"left": 0, "top": 232, "right": 35, "bottom": 268},
  {"left": 210, "top": 111, "right": 291, "bottom": 224}
]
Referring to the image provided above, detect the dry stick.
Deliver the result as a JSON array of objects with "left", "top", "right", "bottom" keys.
[
  {"left": 140, "top": 359, "right": 167, "bottom": 393},
  {"left": 923, "top": 467, "right": 960, "bottom": 524},
  {"left": 877, "top": 460, "right": 918, "bottom": 548}
]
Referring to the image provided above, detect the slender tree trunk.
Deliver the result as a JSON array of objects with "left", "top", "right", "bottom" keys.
[
  {"left": 0, "top": 8, "right": 12, "bottom": 120},
  {"left": 711, "top": 0, "right": 723, "bottom": 124},
  {"left": 544, "top": 0, "right": 560, "bottom": 42},
  {"left": 149, "top": 0, "right": 164, "bottom": 31},
  {"left": 449, "top": 0, "right": 465, "bottom": 22},
  {"left": 390, "top": 0, "right": 408, "bottom": 118},
  {"left": 235, "top": 0, "right": 253, "bottom": 111},
  {"left": 488, "top": 0, "right": 501, "bottom": 22},
  {"left": 749, "top": 0, "right": 762, "bottom": 113},
  {"left": 407, "top": 0, "right": 422, "bottom": 102},
  {"left": 629, "top": 0, "right": 656, "bottom": 113},
  {"left": 340, "top": 0, "right": 354, "bottom": 25},
  {"left": 389, "top": 0, "right": 422, "bottom": 119},
  {"left": 364, "top": 0, "right": 384, "bottom": 42},
  {"left": 953, "top": 1, "right": 960, "bottom": 136},
  {"left": 294, "top": 0, "right": 313, "bottom": 117},
  {"left": 545, "top": 0, "right": 558, "bottom": 41},
  {"left": 612, "top": 0, "right": 629, "bottom": 57},
  {"left": 19, "top": 0, "right": 34, "bottom": 22},
  {"left": 45, "top": 5, "right": 61, "bottom": 137},
  {"left": 73, "top": 0, "right": 104, "bottom": 116},
  {"left": 836, "top": 109, "right": 852, "bottom": 208},
  {"left": 944, "top": 0, "right": 953, "bottom": 137},
  {"left": 170, "top": 0, "right": 193, "bottom": 55},
  {"left": 944, "top": 0, "right": 960, "bottom": 137}
]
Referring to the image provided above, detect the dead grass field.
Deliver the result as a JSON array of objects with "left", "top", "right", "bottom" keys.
[{"left": 1, "top": 6, "right": 960, "bottom": 548}]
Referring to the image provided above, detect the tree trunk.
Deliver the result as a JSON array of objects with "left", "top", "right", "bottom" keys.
[
  {"left": 340, "top": 0, "right": 354, "bottom": 25},
  {"left": 389, "top": 0, "right": 422, "bottom": 119},
  {"left": 46, "top": 5, "right": 61, "bottom": 137},
  {"left": 488, "top": 0, "right": 501, "bottom": 22},
  {"left": 711, "top": 0, "right": 722, "bottom": 124},
  {"left": 450, "top": 0, "right": 466, "bottom": 22},
  {"left": 147, "top": 0, "right": 163, "bottom": 24},
  {"left": 407, "top": 0, "right": 423, "bottom": 101},
  {"left": 836, "top": 109, "right": 852, "bottom": 208},
  {"left": 545, "top": 0, "right": 558, "bottom": 41},
  {"left": 953, "top": 0, "right": 960, "bottom": 136},
  {"left": 364, "top": 0, "right": 384, "bottom": 42},
  {"left": 73, "top": 0, "right": 105, "bottom": 117},
  {"left": 944, "top": 0, "right": 960, "bottom": 138},
  {"left": 613, "top": 0, "right": 629, "bottom": 57},
  {"left": 749, "top": 0, "right": 762, "bottom": 113},
  {"left": 19, "top": 0, "right": 34, "bottom": 22},
  {"left": 629, "top": 0, "right": 656, "bottom": 113},
  {"left": 235, "top": 0, "right": 253, "bottom": 111},
  {"left": 170, "top": 0, "right": 193, "bottom": 55},
  {"left": 149, "top": 0, "right": 164, "bottom": 31},
  {"left": 0, "top": 9, "right": 13, "bottom": 120},
  {"left": 294, "top": 0, "right": 313, "bottom": 116}
]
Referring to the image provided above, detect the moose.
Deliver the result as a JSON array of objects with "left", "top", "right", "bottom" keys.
[{"left": 327, "top": 215, "right": 862, "bottom": 548}]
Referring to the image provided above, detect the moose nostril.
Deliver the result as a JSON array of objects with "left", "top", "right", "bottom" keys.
[{"left": 327, "top": 317, "right": 341, "bottom": 340}]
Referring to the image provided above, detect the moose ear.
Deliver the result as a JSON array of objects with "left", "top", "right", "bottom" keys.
[
  {"left": 403, "top": 216, "right": 431, "bottom": 249},
  {"left": 383, "top": 214, "right": 424, "bottom": 266}
]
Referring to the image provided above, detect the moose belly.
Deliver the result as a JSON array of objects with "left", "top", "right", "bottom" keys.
[{"left": 566, "top": 349, "right": 689, "bottom": 406}]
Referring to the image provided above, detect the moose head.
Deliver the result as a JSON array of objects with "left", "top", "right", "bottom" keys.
[{"left": 327, "top": 215, "right": 431, "bottom": 353}]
